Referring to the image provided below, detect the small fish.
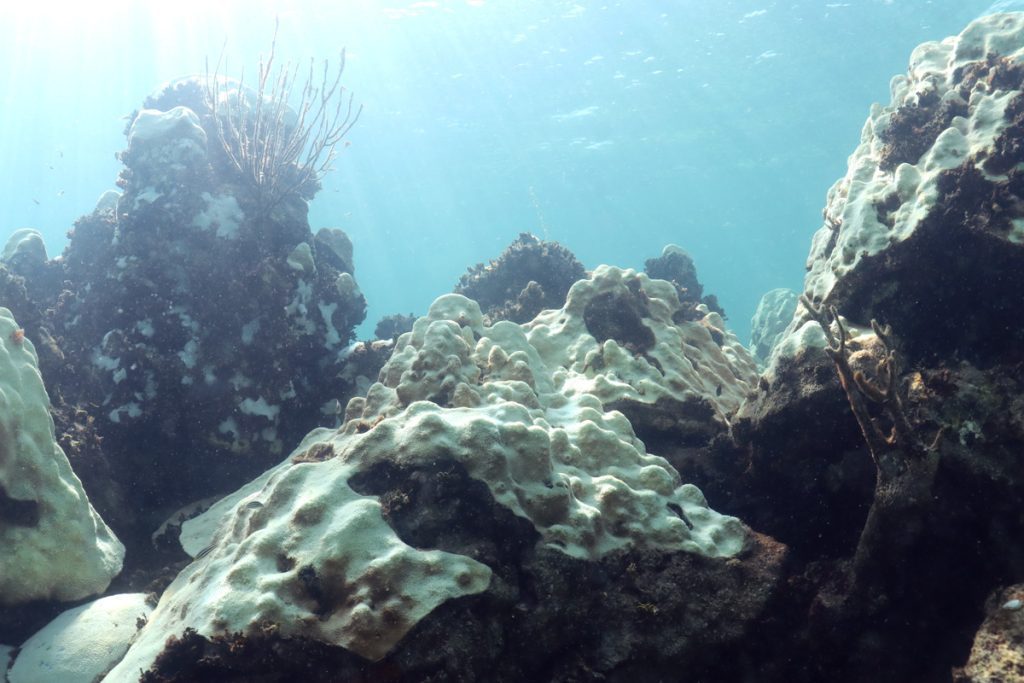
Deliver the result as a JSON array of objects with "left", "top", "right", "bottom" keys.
[
  {"left": 32, "top": 199, "right": 39, "bottom": 205},
  {"left": 195, "top": 543, "right": 216, "bottom": 559}
]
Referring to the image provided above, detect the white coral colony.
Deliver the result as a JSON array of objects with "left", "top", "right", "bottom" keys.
[
  {"left": 0, "top": 308, "right": 124, "bottom": 604},
  {"left": 107, "top": 266, "right": 754, "bottom": 677}
]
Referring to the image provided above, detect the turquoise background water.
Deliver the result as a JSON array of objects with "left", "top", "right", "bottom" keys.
[{"left": 0, "top": 0, "right": 1011, "bottom": 341}]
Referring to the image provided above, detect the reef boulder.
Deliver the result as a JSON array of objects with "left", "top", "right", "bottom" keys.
[
  {"left": 0, "top": 307, "right": 124, "bottom": 604},
  {"left": 720, "top": 13, "right": 1024, "bottom": 680},
  {"left": 47, "top": 77, "right": 367, "bottom": 522},
  {"left": 802, "top": 11, "right": 1024, "bottom": 365}
]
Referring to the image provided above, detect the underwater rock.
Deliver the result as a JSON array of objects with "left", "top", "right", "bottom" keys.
[
  {"left": 954, "top": 584, "right": 1024, "bottom": 682},
  {"left": 0, "top": 307, "right": 124, "bottom": 604},
  {"left": 42, "top": 77, "right": 367, "bottom": 526},
  {"left": 643, "top": 243, "right": 725, "bottom": 320},
  {"left": 799, "top": 11, "right": 1024, "bottom": 365},
  {"left": 373, "top": 312, "right": 416, "bottom": 340},
  {"left": 454, "top": 232, "right": 586, "bottom": 324},
  {"left": 720, "top": 13, "right": 1024, "bottom": 680},
  {"left": 748, "top": 287, "right": 797, "bottom": 366},
  {"left": 106, "top": 265, "right": 771, "bottom": 679},
  {"left": 8, "top": 593, "right": 152, "bottom": 683}
]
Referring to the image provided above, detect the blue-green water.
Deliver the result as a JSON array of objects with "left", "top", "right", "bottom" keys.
[{"left": 0, "top": 0, "right": 1011, "bottom": 340}]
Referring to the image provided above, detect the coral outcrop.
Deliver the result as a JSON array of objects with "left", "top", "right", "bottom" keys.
[
  {"left": 105, "top": 265, "right": 775, "bottom": 680},
  {"left": 0, "top": 307, "right": 124, "bottom": 604},
  {"left": 715, "top": 13, "right": 1024, "bottom": 680},
  {"left": 454, "top": 232, "right": 586, "bottom": 324},
  {"left": 643, "top": 244, "right": 725, "bottom": 320},
  {"left": 802, "top": 11, "right": 1024, "bottom": 364},
  {"left": 20, "top": 78, "right": 369, "bottom": 537}
]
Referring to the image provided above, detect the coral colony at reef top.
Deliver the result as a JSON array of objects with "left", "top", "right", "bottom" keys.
[{"left": 2, "top": 10, "right": 1024, "bottom": 683}]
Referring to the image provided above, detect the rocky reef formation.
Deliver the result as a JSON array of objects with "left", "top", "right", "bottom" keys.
[
  {"left": 454, "top": 232, "right": 586, "bottom": 324},
  {"left": 713, "top": 12, "right": 1024, "bottom": 680},
  {"left": 105, "top": 265, "right": 775, "bottom": 681},
  {"left": 1, "top": 79, "right": 368, "bottom": 556},
  {"left": 6, "top": 11, "right": 1024, "bottom": 683},
  {"left": 954, "top": 585, "right": 1024, "bottom": 682}
]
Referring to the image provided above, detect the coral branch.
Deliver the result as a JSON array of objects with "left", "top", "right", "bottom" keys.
[
  {"left": 204, "top": 19, "right": 362, "bottom": 216},
  {"left": 799, "top": 296, "right": 928, "bottom": 480}
]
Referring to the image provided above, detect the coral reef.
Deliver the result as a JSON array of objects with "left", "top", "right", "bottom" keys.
[
  {"left": 106, "top": 266, "right": 769, "bottom": 680},
  {"left": 7, "top": 11, "right": 1024, "bottom": 683},
  {"left": 31, "top": 79, "right": 368, "bottom": 542},
  {"left": 643, "top": 244, "right": 725, "bottom": 320},
  {"left": 454, "top": 232, "right": 586, "bottom": 323}
]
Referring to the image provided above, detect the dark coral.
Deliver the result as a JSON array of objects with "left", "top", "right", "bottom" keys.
[
  {"left": 455, "top": 232, "right": 586, "bottom": 324},
  {"left": 373, "top": 313, "right": 416, "bottom": 340},
  {"left": 643, "top": 246, "right": 725, "bottom": 320}
]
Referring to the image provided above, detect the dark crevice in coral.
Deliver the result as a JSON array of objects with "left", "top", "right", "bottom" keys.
[
  {"left": 0, "top": 483, "right": 40, "bottom": 528},
  {"left": 608, "top": 395, "right": 723, "bottom": 451},
  {"left": 349, "top": 459, "right": 539, "bottom": 584}
]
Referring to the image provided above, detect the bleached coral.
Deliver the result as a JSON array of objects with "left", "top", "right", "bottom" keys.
[
  {"left": 108, "top": 266, "right": 753, "bottom": 676},
  {"left": 0, "top": 308, "right": 124, "bottom": 604}
]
